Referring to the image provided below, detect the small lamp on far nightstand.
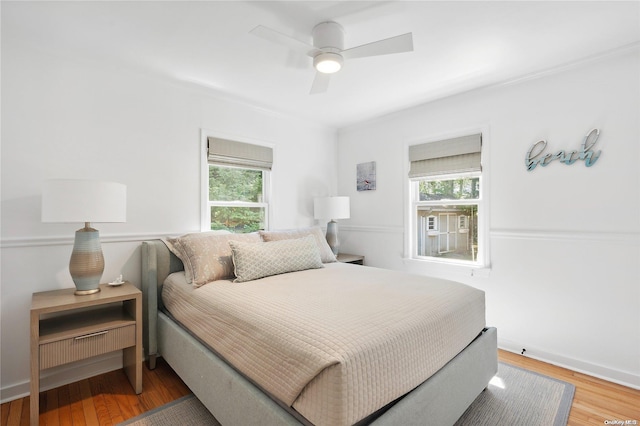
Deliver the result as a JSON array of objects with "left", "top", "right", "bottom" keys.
[
  {"left": 314, "top": 196, "right": 350, "bottom": 255},
  {"left": 42, "top": 179, "right": 126, "bottom": 295}
]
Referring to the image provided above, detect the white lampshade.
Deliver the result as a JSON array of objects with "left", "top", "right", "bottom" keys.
[
  {"left": 42, "top": 179, "right": 126, "bottom": 223},
  {"left": 314, "top": 196, "right": 350, "bottom": 220}
]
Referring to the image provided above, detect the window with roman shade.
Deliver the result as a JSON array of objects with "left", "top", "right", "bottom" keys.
[
  {"left": 408, "top": 133, "right": 481, "bottom": 178},
  {"left": 207, "top": 137, "right": 273, "bottom": 171},
  {"left": 204, "top": 137, "right": 272, "bottom": 233},
  {"left": 409, "top": 133, "right": 484, "bottom": 265}
]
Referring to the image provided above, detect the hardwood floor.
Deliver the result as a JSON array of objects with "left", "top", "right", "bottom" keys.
[
  {"left": 1, "top": 358, "right": 191, "bottom": 426},
  {"left": 2, "top": 350, "right": 639, "bottom": 425}
]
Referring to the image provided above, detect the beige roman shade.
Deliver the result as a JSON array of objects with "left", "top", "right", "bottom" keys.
[
  {"left": 409, "top": 134, "right": 482, "bottom": 178},
  {"left": 207, "top": 137, "right": 273, "bottom": 171}
]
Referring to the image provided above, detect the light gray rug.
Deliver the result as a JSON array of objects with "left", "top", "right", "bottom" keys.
[
  {"left": 119, "top": 394, "right": 221, "bottom": 426},
  {"left": 119, "top": 362, "right": 574, "bottom": 426},
  {"left": 454, "top": 363, "right": 574, "bottom": 426}
]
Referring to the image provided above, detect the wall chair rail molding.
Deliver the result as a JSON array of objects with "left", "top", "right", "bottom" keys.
[
  {"left": 490, "top": 228, "right": 640, "bottom": 246},
  {"left": 0, "top": 231, "right": 202, "bottom": 249},
  {"left": 340, "top": 225, "right": 404, "bottom": 234},
  {"left": 526, "top": 128, "right": 602, "bottom": 171}
]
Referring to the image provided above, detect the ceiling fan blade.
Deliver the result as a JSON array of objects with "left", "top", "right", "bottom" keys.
[
  {"left": 342, "top": 32, "right": 413, "bottom": 60},
  {"left": 310, "top": 72, "right": 331, "bottom": 94},
  {"left": 250, "top": 25, "right": 319, "bottom": 57}
]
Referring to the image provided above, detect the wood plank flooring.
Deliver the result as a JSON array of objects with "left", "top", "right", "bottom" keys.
[
  {"left": 1, "top": 358, "right": 190, "bottom": 426},
  {"left": 2, "top": 350, "right": 639, "bottom": 425}
]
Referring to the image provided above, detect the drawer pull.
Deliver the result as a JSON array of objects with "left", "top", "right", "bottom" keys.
[{"left": 74, "top": 330, "right": 108, "bottom": 340}]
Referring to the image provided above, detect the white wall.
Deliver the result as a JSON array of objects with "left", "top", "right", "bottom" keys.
[
  {"left": 0, "top": 38, "right": 337, "bottom": 401},
  {"left": 337, "top": 49, "right": 640, "bottom": 388}
]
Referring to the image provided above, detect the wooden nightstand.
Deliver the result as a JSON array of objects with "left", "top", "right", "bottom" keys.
[
  {"left": 337, "top": 253, "right": 365, "bottom": 265},
  {"left": 30, "top": 282, "right": 142, "bottom": 424}
]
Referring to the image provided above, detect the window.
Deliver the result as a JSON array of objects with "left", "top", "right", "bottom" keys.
[
  {"left": 204, "top": 136, "right": 272, "bottom": 233},
  {"left": 458, "top": 215, "right": 469, "bottom": 230},
  {"left": 409, "top": 134, "right": 483, "bottom": 264},
  {"left": 427, "top": 215, "right": 437, "bottom": 231}
]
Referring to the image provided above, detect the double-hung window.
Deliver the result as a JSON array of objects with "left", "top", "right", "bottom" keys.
[
  {"left": 409, "top": 133, "right": 483, "bottom": 265},
  {"left": 204, "top": 136, "right": 272, "bottom": 233}
]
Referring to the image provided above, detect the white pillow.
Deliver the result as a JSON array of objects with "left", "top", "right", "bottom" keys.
[
  {"left": 229, "top": 235, "right": 324, "bottom": 283},
  {"left": 259, "top": 226, "right": 337, "bottom": 263}
]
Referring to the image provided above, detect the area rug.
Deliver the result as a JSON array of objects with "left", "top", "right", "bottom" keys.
[
  {"left": 454, "top": 363, "right": 574, "bottom": 426},
  {"left": 118, "top": 362, "right": 574, "bottom": 426}
]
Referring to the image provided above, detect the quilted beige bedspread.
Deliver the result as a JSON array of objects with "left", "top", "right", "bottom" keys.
[{"left": 162, "top": 263, "right": 485, "bottom": 426}]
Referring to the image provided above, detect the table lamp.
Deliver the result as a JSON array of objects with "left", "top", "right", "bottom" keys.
[
  {"left": 42, "top": 179, "right": 127, "bottom": 295},
  {"left": 314, "top": 196, "right": 350, "bottom": 255}
]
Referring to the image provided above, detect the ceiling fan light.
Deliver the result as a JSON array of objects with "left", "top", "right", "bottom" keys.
[{"left": 314, "top": 52, "right": 343, "bottom": 74}]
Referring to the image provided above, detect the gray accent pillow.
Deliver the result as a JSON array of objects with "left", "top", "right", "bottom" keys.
[
  {"left": 229, "top": 235, "right": 324, "bottom": 283},
  {"left": 259, "top": 226, "right": 337, "bottom": 263}
]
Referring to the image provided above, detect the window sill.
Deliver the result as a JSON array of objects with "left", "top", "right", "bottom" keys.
[{"left": 402, "top": 258, "right": 491, "bottom": 279}]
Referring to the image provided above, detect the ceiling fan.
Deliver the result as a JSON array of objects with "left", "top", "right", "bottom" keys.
[{"left": 250, "top": 21, "right": 413, "bottom": 94}]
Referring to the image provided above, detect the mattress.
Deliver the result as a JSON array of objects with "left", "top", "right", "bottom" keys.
[{"left": 162, "top": 262, "right": 486, "bottom": 426}]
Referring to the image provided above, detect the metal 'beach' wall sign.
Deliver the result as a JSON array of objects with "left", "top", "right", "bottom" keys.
[{"left": 526, "top": 128, "right": 602, "bottom": 171}]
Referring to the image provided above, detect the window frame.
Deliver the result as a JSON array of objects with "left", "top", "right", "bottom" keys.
[
  {"left": 201, "top": 131, "right": 273, "bottom": 232},
  {"left": 411, "top": 171, "right": 482, "bottom": 265},
  {"left": 404, "top": 129, "right": 491, "bottom": 273}
]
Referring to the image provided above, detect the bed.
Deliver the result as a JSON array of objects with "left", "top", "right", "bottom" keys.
[{"left": 141, "top": 230, "right": 497, "bottom": 426}]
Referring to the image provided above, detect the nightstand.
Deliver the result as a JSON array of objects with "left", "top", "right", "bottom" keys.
[
  {"left": 30, "top": 282, "right": 142, "bottom": 424},
  {"left": 337, "top": 253, "right": 365, "bottom": 265}
]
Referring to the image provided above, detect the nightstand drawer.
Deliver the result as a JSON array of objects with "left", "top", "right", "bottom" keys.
[{"left": 40, "top": 324, "right": 135, "bottom": 369}]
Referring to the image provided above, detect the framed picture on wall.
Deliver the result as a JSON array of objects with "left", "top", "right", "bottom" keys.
[{"left": 357, "top": 161, "right": 376, "bottom": 191}]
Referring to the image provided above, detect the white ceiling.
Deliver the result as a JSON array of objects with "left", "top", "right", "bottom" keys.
[{"left": 4, "top": 1, "right": 640, "bottom": 128}]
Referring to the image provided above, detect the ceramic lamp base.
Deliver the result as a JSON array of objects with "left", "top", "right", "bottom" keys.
[
  {"left": 326, "top": 220, "right": 340, "bottom": 255},
  {"left": 69, "top": 225, "right": 104, "bottom": 295}
]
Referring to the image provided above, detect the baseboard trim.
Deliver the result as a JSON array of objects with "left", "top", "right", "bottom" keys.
[
  {"left": 498, "top": 338, "right": 640, "bottom": 390},
  {"left": 0, "top": 352, "right": 123, "bottom": 404}
]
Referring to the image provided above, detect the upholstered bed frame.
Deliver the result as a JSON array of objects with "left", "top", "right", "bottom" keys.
[{"left": 141, "top": 239, "right": 498, "bottom": 425}]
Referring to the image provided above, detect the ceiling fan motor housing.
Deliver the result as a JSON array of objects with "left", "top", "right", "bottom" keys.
[
  {"left": 312, "top": 21, "right": 345, "bottom": 51},
  {"left": 312, "top": 22, "right": 345, "bottom": 74}
]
